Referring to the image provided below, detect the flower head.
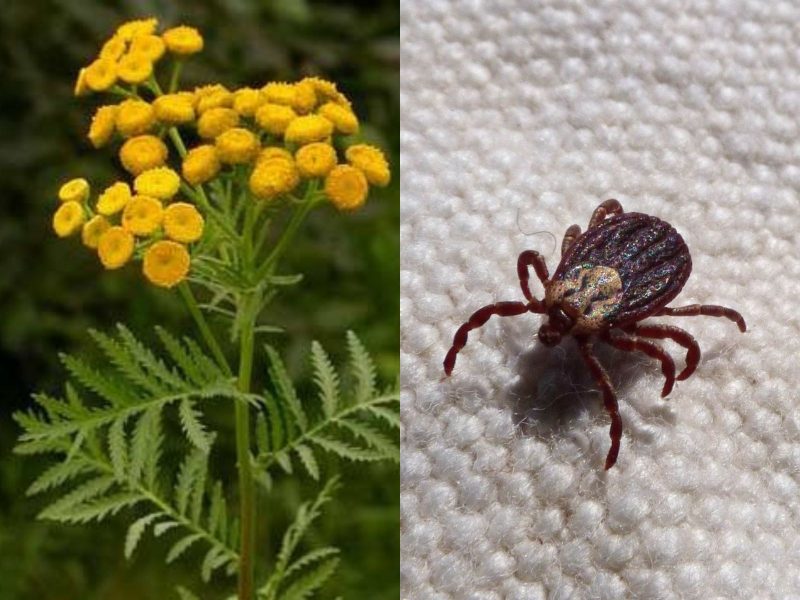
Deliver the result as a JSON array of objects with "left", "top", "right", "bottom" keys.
[
  {"left": 284, "top": 114, "right": 334, "bottom": 145},
  {"left": 74, "top": 68, "right": 90, "bottom": 97},
  {"left": 303, "top": 76, "right": 351, "bottom": 107},
  {"left": 255, "top": 103, "right": 297, "bottom": 136},
  {"left": 117, "top": 18, "right": 158, "bottom": 41},
  {"left": 120, "top": 135, "right": 168, "bottom": 175},
  {"left": 163, "top": 202, "right": 204, "bottom": 243},
  {"left": 295, "top": 143, "right": 337, "bottom": 178},
  {"left": 345, "top": 144, "right": 391, "bottom": 187},
  {"left": 232, "top": 88, "right": 264, "bottom": 117},
  {"left": 162, "top": 25, "right": 204, "bottom": 55},
  {"left": 115, "top": 99, "right": 156, "bottom": 137},
  {"left": 117, "top": 52, "right": 154, "bottom": 84},
  {"left": 249, "top": 158, "right": 299, "bottom": 200},
  {"left": 291, "top": 80, "right": 317, "bottom": 114},
  {"left": 324, "top": 165, "right": 368, "bottom": 211},
  {"left": 58, "top": 178, "right": 90, "bottom": 203},
  {"left": 122, "top": 195, "right": 163, "bottom": 236},
  {"left": 81, "top": 215, "right": 111, "bottom": 249},
  {"left": 143, "top": 240, "right": 190, "bottom": 287},
  {"left": 256, "top": 147, "right": 293, "bottom": 166},
  {"left": 215, "top": 127, "right": 259, "bottom": 164},
  {"left": 100, "top": 35, "right": 127, "bottom": 61},
  {"left": 134, "top": 167, "right": 181, "bottom": 199},
  {"left": 84, "top": 58, "right": 117, "bottom": 92},
  {"left": 88, "top": 105, "right": 118, "bottom": 148},
  {"left": 97, "top": 182, "right": 132, "bottom": 215},
  {"left": 129, "top": 34, "right": 166, "bottom": 62},
  {"left": 182, "top": 145, "right": 220, "bottom": 185},
  {"left": 197, "top": 107, "right": 239, "bottom": 139},
  {"left": 153, "top": 93, "right": 195, "bottom": 124},
  {"left": 52, "top": 201, "right": 86, "bottom": 237},
  {"left": 318, "top": 102, "right": 359, "bottom": 135},
  {"left": 261, "top": 82, "right": 296, "bottom": 106},
  {"left": 195, "top": 85, "right": 233, "bottom": 114},
  {"left": 98, "top": 226, "right": 135, "bottom": 269}
]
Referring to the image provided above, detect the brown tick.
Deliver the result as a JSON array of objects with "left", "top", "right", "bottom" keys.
[{"left": 443, "top": 200, "right": 746, "bottom": 469}]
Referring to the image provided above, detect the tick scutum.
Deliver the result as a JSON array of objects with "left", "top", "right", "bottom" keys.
[{"left": 555, "top": 213, "right": 692, "bottom": 327}]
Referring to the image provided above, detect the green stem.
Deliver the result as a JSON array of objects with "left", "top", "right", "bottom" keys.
[
  {"left": 178, "top": 282, "right": 232, "bottom": 377},
  {"left": 235, "top": 295, "right": 257, "bottom": 600},
  {"left": 168, "top": 60, "right": 184, "bottom": 93},
  {"left": 256, "top": 192, "right": 318, "bottom": 280}
]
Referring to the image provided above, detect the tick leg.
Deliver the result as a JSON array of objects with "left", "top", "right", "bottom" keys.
[
  {"left": 561, "top": 224, "right": 581, "bottom": 256},
  {"left": 587, "top": 199, "right": 623, "bottom": 230},
  {"left": 601, "top": 331, "right": 676, "bottom": 397},
  {"left": 443, "top": 301, "right": 531, "bottom": 376},
  {"left": 578, "top": 339, "right": 622, "bottom": 470},
  {"left": 517, "top": 250, "right": 549, "bottom": 305},
  {"left": 628, "top": 324, "right": 700, "bottom": 381},
  {"left": 656, "top": 304, "right": 746, "bottom": 333}
]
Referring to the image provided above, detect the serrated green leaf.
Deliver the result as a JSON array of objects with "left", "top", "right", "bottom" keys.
[
  {"left": 347, "top": 331, "right": 376, "bottom": 404},
  {"left": 179, "top": 399, "right": 211, "bottom": 454},
  {"left": 167, "top": 533, "right": 204, "bottom": 563},
  {"left": 310, "top": 341, "right": 339, "bottom": 417},
  {"left": 108, "top": 416, "right": 128, "bottom": 480},
  {"left": 265, "top": 345, "right": 307, "bottom": 431},
  {"left": 278, "top": 557, "right": 339, "bottom": 600},
  {"left": 26, "top": 458, "right": 92, "bottom": 496},
  {"left": 294, "top": 445, "right": 319, "bottom": 480},
  {"left": 125, "top": 512, "right": 161, "bottom": 559}
]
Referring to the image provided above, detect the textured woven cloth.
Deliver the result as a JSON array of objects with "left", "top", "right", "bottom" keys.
[{"left": 400, "top": 1, "right": 800, "bottom": 598}]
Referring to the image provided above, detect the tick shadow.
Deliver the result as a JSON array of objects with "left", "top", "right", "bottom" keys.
[{"left": 505, "top": 337, "right": 678, "bottom": 462}]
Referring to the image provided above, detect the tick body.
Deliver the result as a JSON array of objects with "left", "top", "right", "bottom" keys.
[{"left": 443, "top": 200, "right": 746, "bottom": 469}]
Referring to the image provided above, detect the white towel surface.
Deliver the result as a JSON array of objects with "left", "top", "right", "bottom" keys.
[{"left": 400, "top": 1, "right": 800, "bottom": 598}]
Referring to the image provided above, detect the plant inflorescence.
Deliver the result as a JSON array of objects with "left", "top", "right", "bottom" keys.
[{"left": 17, "top": 16, "right": 397, "bottom": 600}]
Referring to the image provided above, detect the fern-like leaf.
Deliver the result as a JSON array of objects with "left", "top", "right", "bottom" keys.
[{"left": 256, "top": 332, "right": 399, "bottom": 479}]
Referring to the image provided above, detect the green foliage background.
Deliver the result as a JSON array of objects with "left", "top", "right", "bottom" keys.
[{"left": 0, "top": 1, "right": 398, "bottom": 598}]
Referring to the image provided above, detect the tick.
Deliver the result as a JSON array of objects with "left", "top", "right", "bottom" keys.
[{"left": 443, "top": 199, "right": 746, "bottom": 469}]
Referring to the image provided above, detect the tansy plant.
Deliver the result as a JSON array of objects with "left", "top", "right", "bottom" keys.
[{"left": 17, "top": 17, "right": 398, "bottom": 600}]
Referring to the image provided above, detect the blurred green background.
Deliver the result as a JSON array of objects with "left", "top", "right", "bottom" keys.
[{"left": 0, "top": 1, "right": 398, "bottom": 598}]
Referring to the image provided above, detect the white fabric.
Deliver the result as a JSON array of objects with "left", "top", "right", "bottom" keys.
[{"left": 400, "top": 1, "right": 800, "bottom": 598}]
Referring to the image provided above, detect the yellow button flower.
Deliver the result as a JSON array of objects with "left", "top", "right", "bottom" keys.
[
  {"left": 153, "top": 93, "right": 195, "bottom": 124},
  {"left": 254, "top": 103, "right": 297, "bottom": 136},
  {"left": 130, "top": 34, "right": 166, "bottom": 62},
  {"left": 195, "top": 85, "right": 233, "bottom": 114},
  {"left": 100, "top": 35, "right": 127, "bottom": 61},
  {"left": 345, "top": 144, "right": 391, "bottom": 187},
  {"left": 97, "top": 182, "right": 132, "bottom": 215},
  {"left": 232, "top": 88, "right": 264, "bottom": 117},
  {"left": 52, "top": 201, "right": 86, "bottom": 237},
  {"left": 122, "top": 195, "right": 163, "bottom": 236},
  {"left": 284, "top": 114, "right": 334, "bottom": 145},
  {"left": 182, "top": 145, "right": 220, "bottom": 185},
  {"left": 97, "top": 226, "right": 135, "bottom": 269},
  {"left": 197, "top": 107, "right": 239, "bottom": 139},
  {"left": 134, "top": 167, "right": 181, "bottom": 200},
  {"left": 249, "top": 158, "right": 299, "bottom": 200},
  {"left": 162, "top": 25, "right": 204, "bottom": 55},
  {"left": 256, "top": 147, "right": 294, "bottom": 166},
  {"left": 84, "top": 58, "right": 117, "bottom": 92},
  {"left": 119, "top": 135, "right": 168, "bottom": 175},
  {"left": 143, "top": 240, "right": 190, "bottom": 287},
  {"left": 81, "top": 215, "right": 111, "bottom": 249},
  {"left": 324, "top": 165, "right": 368, "bottom": 211},
  {"left": 261, "top": 82, "right": 296, "bottom": 106},
  {"left": 163, "top": 202, "right": 204, "bottom": 243},
  {"left": 117, "top": 18, "right": 158, "bottom": 41},
  {"left": 215, "top": 127, "right": 259, "bottom": 164},
  {"left": 291, "top": 80, "right": 317, "bottom": 114},
  {"left": 74, "top": 68, "right": 90, "bottom": 97},
  {"left": 116, "top": 99, "right": 156, "bottom": 137},
  {"left": 88, "top": 105, "right": 118, "bottom": 148},
  {"left": 303, "top": 76, "right": 351, "bottom": 107},
  {"left": 318, "top": 102, "right": 359, "bottom": 135},
  {"left": 117, "top": 52, "right": 154, "bottom": 84},
  {"left": 295, "top": 143, "right": 337, "bottom": 178},
  {"left": 58, "top": 178, "right": 90, "bottom": 203}
]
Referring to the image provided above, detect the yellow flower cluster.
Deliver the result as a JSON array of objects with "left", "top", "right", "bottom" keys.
[
  {"left": 52, "top": 169, "right": 203, "bottom": 288},
  {"left": 55, "top": 17, "right": 392, "bottom": 290}
]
